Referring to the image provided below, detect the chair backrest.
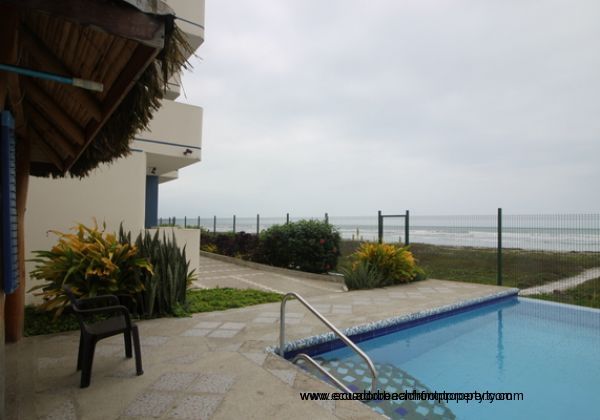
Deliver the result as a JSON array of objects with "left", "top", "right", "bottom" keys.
[
  {"left": 62, "top": 285, "right": 80, "bottom": 307},
  {"left": 62, "top": 285, "right": 89, "bottom": 331}
]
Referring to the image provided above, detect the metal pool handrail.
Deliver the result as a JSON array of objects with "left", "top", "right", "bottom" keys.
[
  {"left": 279, "top": 292, "right": 378, "bottom": 392},
  {"left": 291, "top": 353, "right": 353, "bottom": 394}
]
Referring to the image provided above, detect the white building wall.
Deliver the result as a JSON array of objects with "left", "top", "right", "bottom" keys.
[
  {"left": 146, "top": 227, "right": 201, "bottom": 282},
  {"left": 23, "top": 0, "right": 205, "bottom": 305},
  {"left": 25, "top": 152, "right": 147, "bottom": 304}
]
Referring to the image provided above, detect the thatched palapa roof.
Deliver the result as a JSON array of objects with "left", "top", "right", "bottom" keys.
[{"left": 0, "top": 0, "right": 191, "bottom": 177}]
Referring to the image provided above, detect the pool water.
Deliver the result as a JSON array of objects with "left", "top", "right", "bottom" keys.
[{"left": 308, "top": 297, "right": 600, "bottom": 420}]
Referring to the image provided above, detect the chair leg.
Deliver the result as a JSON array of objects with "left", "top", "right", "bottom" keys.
[
  {"left": 124, "top": 329, "right": 132, "bottom": 358},
  {"left": 77, "top": 333, "right": 84, "bottom": 371},
  {"left": 131, "top": 325, "right": 143, "bottom": 376},
  {"left": 80, "top": 337, "right": 97, "bottom": 388}
]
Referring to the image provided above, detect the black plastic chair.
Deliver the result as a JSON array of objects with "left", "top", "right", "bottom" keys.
[{"left": 63, "top": 286, "right": 143, "bottom": 388}]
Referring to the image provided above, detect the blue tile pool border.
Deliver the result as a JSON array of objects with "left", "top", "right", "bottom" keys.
[{"left": 269, "top": 288, "right": 519, "bottom": 358}]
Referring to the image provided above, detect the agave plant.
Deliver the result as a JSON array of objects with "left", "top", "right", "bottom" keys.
[
  {"left": 29, "top": 222, "right": 153, "bottom": 318},
  {"left": 339, "top": 261, "right": 385, "bottom": 290},
  {"left": 120, "top": 227, "right": 196, "bottom": 317}
]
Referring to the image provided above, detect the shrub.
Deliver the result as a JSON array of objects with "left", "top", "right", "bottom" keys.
[
  {"left": 200, "top": 243, "right": 218, "bottom": 253},
  {"left": 200, "top": 231, "right": 259, "bottom": 259},
  {"left": 339, "top": 261, "right": 385, "bottom": 290},
  {"left": 29, "top": 222, "right": 153, "bottom": 318},
  {"left": 351, "top": 242, "right": 424, "bottom": 286},
  {"left": 257, "top": 220, "right": 340, "bottom": 273}
]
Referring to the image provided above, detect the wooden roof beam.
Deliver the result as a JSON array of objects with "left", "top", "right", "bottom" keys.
[
  {"left": 67, "top": 43, "right": 160, "bottom": 172},
  {"left": 20, "top": 25, "right": 103, "bottom": 121},
  {"left": 29, "top": 126, "right": 65, "bottom": 172},
  {"left": 6, "top": 0, "right": 166, "bottom": 49},
  {"left": 0, "top": 2, "right": 19, "bottom": 109},
  {"left": 25, "top": 103, "right": 77, "bottom": 158},
  {"left": 0, "top": 3, "right": 27, "bottom": 140},
  {"left": 25, "top": 80, "right": 85, "bottom": 145}
]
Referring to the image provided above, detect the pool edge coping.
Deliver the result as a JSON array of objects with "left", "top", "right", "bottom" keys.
[{"left": 268, "top": 288, "right": 519, "bottom": 356}]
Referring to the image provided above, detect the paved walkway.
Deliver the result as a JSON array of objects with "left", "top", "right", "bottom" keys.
[
  {"left": 193, "top": 255, "right": 344, "bottom": 296},
  {"left": 6, "top": 257, "right": 513, "bottom": 420},
  {"left": 520, "top": 267, "right": 600, "bottom": 295}
]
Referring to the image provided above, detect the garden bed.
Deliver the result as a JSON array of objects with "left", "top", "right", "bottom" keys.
[{"left": 24, "top": 288, "right": 284, "bottom": 336}]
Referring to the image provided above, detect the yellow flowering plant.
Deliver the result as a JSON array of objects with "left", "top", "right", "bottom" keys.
[
  {"left": 351, "top": 242, "right": 424, "bottom": 286},
  {"left": 29, "top": 221, "right": 153, "bottom": 318}
]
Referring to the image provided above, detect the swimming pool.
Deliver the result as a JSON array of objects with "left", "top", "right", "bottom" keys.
[{"left": 291, "top": 296, "right": 600, "bottom": 420}]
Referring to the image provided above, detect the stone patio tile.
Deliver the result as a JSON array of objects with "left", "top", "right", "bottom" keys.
[
  {"left": 259, "top": 333, "right": 278, "bottom": 341},
  {"left": 312, "top": 305, "right": 331, "bottom": 313},
  {"left": 241, "top": 352, "right": 267, "bottom": 366},
  {"left": 40, "top": 400, "right": 77, "bottom": 420},
  {"left": 207, "top": 329, "right": 239, "bottom": 338},
  {"left": 166, "top": 354, "right": 202, "bottom": 365},
  {"left": 332, "top": 308, "right": 352, "bottom": 314},
  {"left": 169, "top": 395, "right": 223, "bottom": 420},
  {"left": 123, "top": 391, "right": 176, "bottom": 417},
  {"left": 181, "top": 328, "right": 212, "bottom": 337},
  {"left": 259, "top": 312, "right": 281, "bottom": 317},
  {"left": 37, "top": 356, "right": 71, "bottom": 371},
  {"left": 212, "top": 342, "right": 242, "bottom": 352},
  {"left": 189, "top": 373, "right": 236, "bottom": 393},
  {"left": 95, "top": 344, "right": 124, "bottom": 357},
  {"left": 140, "top": 336, "right": 169, "bottom": 346},
  {"left": 268, "top": 369, "right": 297, "bottom": 385},
  {"left": 253, "top": 317, "right": 277, "bottom": 324},
  {"left": 194, "top": 321, "right": 222, "bottom": 329},
  {"left": 220, "top": 322, "right": 246, "bottom": 330},
  {"left": 151, "top": 372, "right": 198, "bottom": 391}
]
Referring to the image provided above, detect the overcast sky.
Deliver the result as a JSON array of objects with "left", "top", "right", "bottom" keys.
[{"left": 160, "top": 0, "right": 600, "bottom": 217}]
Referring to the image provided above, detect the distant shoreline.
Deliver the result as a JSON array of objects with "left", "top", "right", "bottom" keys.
[{"left": 167, "top": 214, "right": 600, "bottom": 253}]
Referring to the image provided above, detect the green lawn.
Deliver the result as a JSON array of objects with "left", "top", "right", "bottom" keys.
[
  {"left": 338, "top": 240, "right": 600, "bottom": 289},
  {"left": 528, "top": 277, "right": 600, "bottom": 309},
  {"left": 24, "top": 288, "right": 283, "bottom": 336},
  {"left": 185, "top": 288, "right": 283, "bottom": 313},
  {"left": 24, "top": 306, "right": 81, "bottom": 336}
]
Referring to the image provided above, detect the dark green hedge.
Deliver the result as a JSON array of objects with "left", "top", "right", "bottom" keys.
[
  {"left": 257, "top": 220, "right": 340, "bottom": 273},
  {"left": 201, "top": 231, "right": 259, "bottom": 259},
  {"left": 201, "top": 220, "right": 341, "bottom": 274}
]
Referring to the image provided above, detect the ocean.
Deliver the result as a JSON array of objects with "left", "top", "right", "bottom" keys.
[{"left": 165, "top": 214, "right": 600, "bottom": 253}]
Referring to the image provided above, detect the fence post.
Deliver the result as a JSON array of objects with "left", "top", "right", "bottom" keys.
[
  {"left": 497, "top": 208, "right": 503, "bottom": 286},
  {"left": 286, "top": 213, "right": 290, "bottom": 224},
  {"left": 233, "top": 215, "right": 236, "bottom": 233},
  {"left": 213, "top": 216, "right": 216, "bottom": 234},
  {"left": 325, "top": 212, "right": 329, "bottom": 224},
  {"left": 197, "top": 216, "right": 200, "bottom": 229},
  {"left": 172, "top": 216, "right": 176, "bottom": 227},
  {"left": 378, "top": 210, "right": 383, "bottom": 244},
  {"left": 256, "top": 214, "right": 260, "bottom": 235},
  {"left": 405, "top": 210, "right": 410, "bottom": 245},
  {"left": 184, "top": 216, "right": 187, "bottom": 228}
]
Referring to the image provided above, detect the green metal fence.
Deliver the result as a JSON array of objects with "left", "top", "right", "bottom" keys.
[{"left": 160, "top": 210, "right": 600, "bottom": 308}]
